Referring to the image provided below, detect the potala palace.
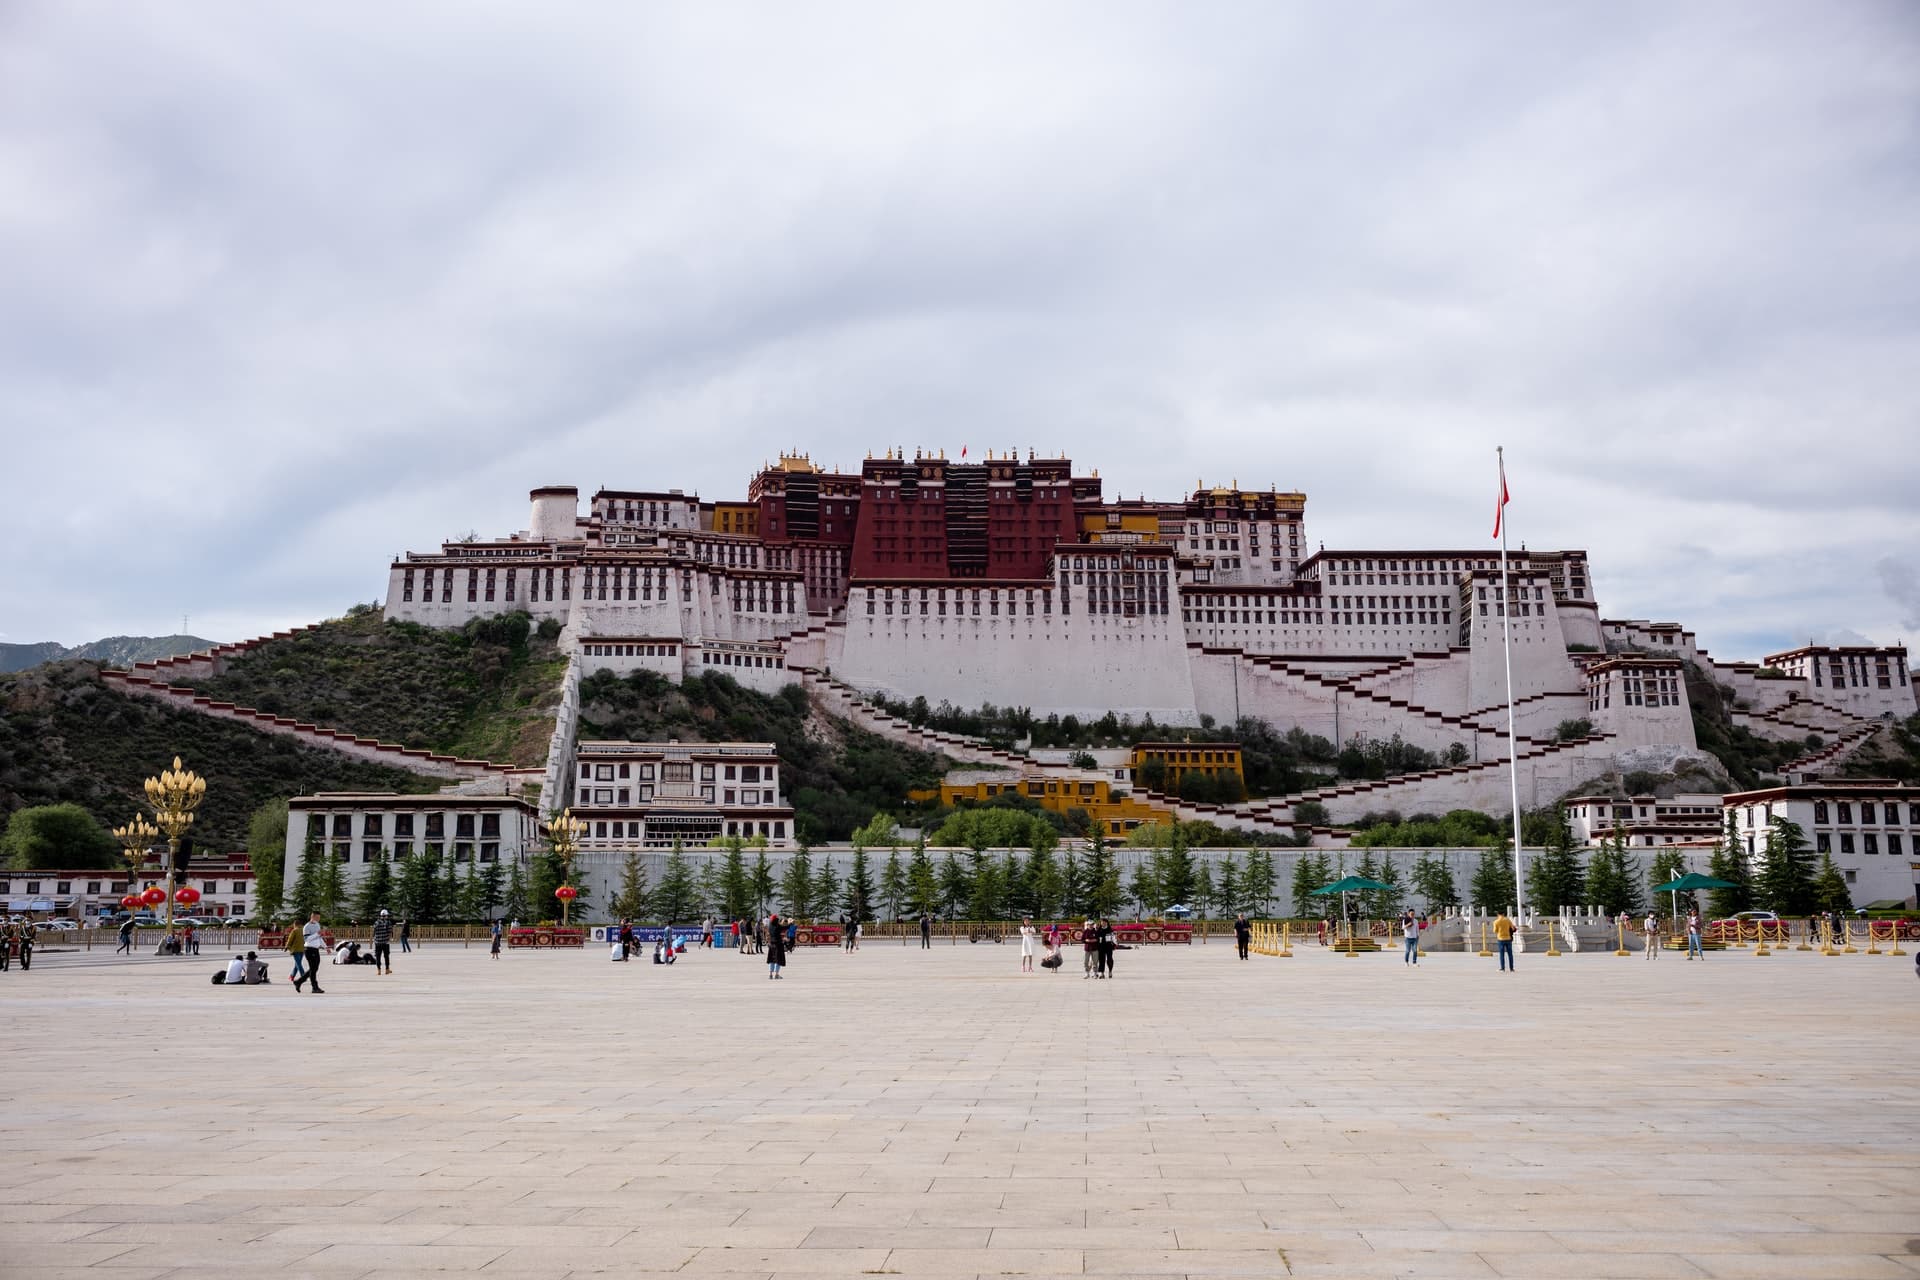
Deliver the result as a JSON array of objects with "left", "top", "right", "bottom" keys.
[{"left": 375, "top": 452, "right": 1915, "bottom": 831}]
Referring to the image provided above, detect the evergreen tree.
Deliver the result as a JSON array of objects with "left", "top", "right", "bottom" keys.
[
  {"left": 478, "top": 858, "right": 505, "bottom": 920},
  {"left": 611, "top": 852, "right": 651, "bottom": 921},
  {"left": 813, "top": 854, "right": 840, "bottom": 919},
  {"left": 1526, "top": 808, "right": 1585, "bottom": 913},
  {"left": 750, "top": 850, "right": 775, "bottom": 915},
  {"left": 247, "top": 799, "right": 288, "bottom": 921},
  {"left": 436, "top": 855, "right": 462, "bottom": 923},
  {"left": 1410, "top": 852, "right": 1458, "bottom": 912},
  {"left": 780, "top": 843, "right": 814, "bottom": 918},
  {"left": 1352, "top": 851, "right": 1381, "bottom": 918},
  {"left": 1059, "top": 847, "right": 1084, "bottom": 918},
  {"left": 719, "top": 843, "right": 752, "bottom": 920},
  {"left": 317, "top": 841, "right": 345, "bottom": 919},
  {"left": 354, "top": 854, "right": 394, "bottom": 921},
  {"left": 879, "top": 851, "right": 906, "bottom": 921},
  {"left": 1027, "top": 846, "right": 1061, "bottom": 918},
  {"left": 1291, "top": 849, "right": 1330, "bottom": 917},
  {"left": 1470, "top": 844, "right": 1516, "bottom": 912},
  {"left": 396, "top": 850, "right": 438, "bottom": 923},
  {"left": 457, "top": 859, "right": 487, "bottom": 922},
  {"left": 966, "top": 852, "right": 1002, "bottom": 920},
  {"left": 939, "top": 853, "right": 968, "bottom": 917},
  {"left": 288, "top": 824, "right": 324, "bottom": 920},
  {"left": 907, "top": 840, "right": 940, "bottom": 917},
  {"left": 1369, "top": 853, "right": 1404, "bottom": 917},
  {"left": 1584, "top": 830, "right": 1643, "bottom": 917},
  {"left": 1757, "top": 818, "right": 1816, "bottom": 915},
  {"left": 1000, "top": 852, "right": 1021, "bottom": 918},
  {"left": 1160, "top": 826, "right": 1195, "bottom": 908},
  {"left": 657, "top": 842, "right": 699, "bottom": 922},
  {"left": 844, "top": 848, "right": 876, "bottom": 921},
  {"left": 1216, "top": 854, "right": 1241, "bottom": 918},
  {"left": 1243, "top": 847, "right": 1275, "bottom": 915},
  {"left": 1131, "top": 857, "right": 1164, "bottom": 918},
  {"left": 696, "top": 859, "right": 722, "bottom": 919},
  {"left": 1193, "top": 861, "right": 1215, "bottom": 922},
  {"left": 502, "top": 857, "right": 529, "bottom": 924},
  {"left": 1811, "top": 852, "right": 1853, "bottom": 914},
  {"left": 1707, "top": 814, "right": 1753, "bottom": 917},
  {"left": 525, "top": 850, "right": 561, "bottom": 924}
]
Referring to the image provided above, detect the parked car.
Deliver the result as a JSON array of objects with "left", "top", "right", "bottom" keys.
[{"left": 40, "top": 919, "right": 79, "bottom": 931}]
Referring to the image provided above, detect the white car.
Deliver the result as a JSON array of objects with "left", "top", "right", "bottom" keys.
[{"left": 41, "top": 919, "right": 79, "bottom": 931}]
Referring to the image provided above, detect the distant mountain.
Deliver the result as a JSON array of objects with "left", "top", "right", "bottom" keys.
[{"left": 0, "top": 634, "right": 219, "bottom": 673}]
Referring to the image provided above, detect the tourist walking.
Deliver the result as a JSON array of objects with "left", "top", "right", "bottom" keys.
[
  {"left": 766, "top": 913, "right": 787, "bottom": 979},
  {"left": 1643, "top": 911, "right": 1660, "bottom": 959},
  {"left": 1234, "top": 915, "right": 1251, "bottom": 960},
  {"left": 115, "top": 917, "right": 134, "bottom": 955},
  {"left": 1019, "top": 917, "right": 1037, "bottom": 973},
  {"left": 1686, "top": 908, "right": 1704, "bottom": 960},
  {"left": 399, "top": 917, "right": 412, "bottom": 953},
  {"left": 919, "top": 911, "right": 932, "bottom": 949},
  {"left": 489, "top": 919, "right": 503, "bottom": 959},
  {"left": 1096, "top": 918, "right": 1116, "bottom": 978},
  {"left": 293, "top": 913, "right": 326, "bottom": 993},
  {"left": 1082, "top": 920, "right": 1098, "bottom": 977},
  {"left": 1493, "top": 910, "right": 1516, "bottom": 972},
  {"left": 284, "top": 917, "right": 307, "bottom": 984},
  {"left": 372, "top": 910, "right": 394, "bottom": 974},
  {"left": 702, "top": 916, "right": 714, "bottom": 949},
  {"left": 1400, "top": 909, "right": 1420, "bottom": 965},
  {"left": 843, "top": 915, "right": 856, "bottom": 953}
]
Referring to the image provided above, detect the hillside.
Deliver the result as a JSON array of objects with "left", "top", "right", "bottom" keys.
[
  {"left": 0, "top": 661, "right": 441, "bottom": 850},
  {"left": 577, "top": 668, "right": 950, "bottom": 842},
  {"left": 179, "top": 608, "right": 565, "bottom": 766},
  {"left": 1687, "top": 661, "right": 1814, "bottom": 789},
  {"left": 1, "top": 634, "right": 218, "bottom": 673}
]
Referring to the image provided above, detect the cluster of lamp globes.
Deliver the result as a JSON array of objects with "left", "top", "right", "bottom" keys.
[
  {"left": 547, "top": 808, "right": 588, "bottom": 926},
  {"left": 110, "top": 756, "right": 207, "bottom": 932}
]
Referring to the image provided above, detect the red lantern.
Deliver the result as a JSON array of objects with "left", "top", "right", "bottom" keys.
[
  {"left": 140, "top": 886, "right": 166, "bottom": 907},
  {"left": 174, "top": 886, "right": 201, "bottom": 907},
  {"left": 120, "top": 894, "right": 142, "bottom": 910},
  {"left": 554, "top": 885, "right": 579, "bottom": 902}
]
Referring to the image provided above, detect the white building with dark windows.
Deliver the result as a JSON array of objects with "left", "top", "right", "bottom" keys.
[
  {"left": 283, "top": 793, "right": 541, "bottom": 894},
  {"left": 1722, "top": 781, "right": 1920, "bottom": 907},
  {"left": 1565, "top": 793, "right": 1725, "bottom": 848},
  {"left": 1, "top": 853, "right": 256, "bottom": 922},
  {"left": 572, "top": 740, "right": 795, "bottom": 850}
]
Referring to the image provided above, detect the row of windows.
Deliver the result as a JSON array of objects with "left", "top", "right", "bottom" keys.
[
  {"left": 1, "top": 880, "right": 251, "bottom": 895},
  {"left": 325, "top": 813, "right": 501, "bottom": 839},
  {"left": 1816, "top": 832, "right": 1907, "bottom": 856},
  {"left": 1808, "top": 802, "right": 1920, "bottom": 826},
  {"left": 336, "top": 842, "right": 497, "bottom": 863},
  {"left": 585, "top": 643, "right": 679, "bottom": 658},
  {"left": 581, "top": 819, "right": 788, "bottom": 840}
]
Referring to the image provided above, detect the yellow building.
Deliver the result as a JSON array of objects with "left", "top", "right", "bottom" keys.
[
  {"left": 1129, "top": 742, "right": 1245, "bottom": 791},
  {"left": 911, "top": 771, "right": 1175, "bottom": 838},
  {"left": 712, "top": 502, "right": 759, "bottom": 536}
]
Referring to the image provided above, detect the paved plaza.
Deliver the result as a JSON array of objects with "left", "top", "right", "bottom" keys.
[{"left": 3, "top": 935, "right": 1918, "bottom": 1279}]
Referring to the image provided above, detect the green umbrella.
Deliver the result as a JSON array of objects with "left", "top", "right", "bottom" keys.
[
  {"left": 1650, "top": 873, "right": 1737, "bottom": 893},
  {"left": 1650, "top": 872, "right": 1737, "bottom": 922},
  {"left": 1310, "top": 875, "right": 1394, "bottom": 895}
]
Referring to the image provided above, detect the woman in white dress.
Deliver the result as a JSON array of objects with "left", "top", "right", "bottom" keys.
[{"left": 1019, "top": 917, "right": 1037, "bottom": 973}]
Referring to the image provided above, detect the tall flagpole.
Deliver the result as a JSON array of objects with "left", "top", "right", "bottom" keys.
[{"left": 1496, "top": 446, "right": 1524, "bottom": 918}]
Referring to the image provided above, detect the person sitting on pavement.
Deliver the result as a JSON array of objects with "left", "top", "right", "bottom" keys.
[
  {"left": 224, "top": 954, "right": 247, "bottom": 984},
  {"left": 243, "top": 951, "right": 270, "bottom": 984}
]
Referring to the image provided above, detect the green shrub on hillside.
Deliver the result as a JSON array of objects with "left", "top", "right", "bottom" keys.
[
  {"left": 0, "top": 662, "right": 440, "bottom": 852},
  {"left": 180, "top": 610, "right": 565, "bottom": 765}
]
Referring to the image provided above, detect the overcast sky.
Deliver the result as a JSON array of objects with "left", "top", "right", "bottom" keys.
[{"left": 3, "top": 2, "right": 1916, "bottom": 662}]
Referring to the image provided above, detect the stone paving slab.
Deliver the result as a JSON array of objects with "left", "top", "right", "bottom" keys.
[{"left": 4, "top": 938, "right": 1919, "bottom": 1278}]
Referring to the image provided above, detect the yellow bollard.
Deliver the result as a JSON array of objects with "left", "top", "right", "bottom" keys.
[
  {"left": 1754, "top": 919, "right": 1771, "bottom": 957},
  {"left": 1614, "top": 915, "right": 1630, "bottom": 957},
  {"left": 1892, "top": 921, "right": 1909, "bottom": 958},
  {"left": 1866, "top": 920, "right": 1883, "bottom": 956},
  {"left": 1841, "top": 919, "right": 1858, "bottom": 954},
  {"left": 1796, "top": 919, "right": 1813, "bottom": 952},
  {"left": 1279, "top": 920, "right": 1292, "bottom": 957},
  {"left": 1477, "top": 918, "right": 1492, "bottom": 958},
  {"left": 1820, "top": 919, "right": 1837, "bottom": 956},
  {"left": 1544, "top": 917, "right": 1563, "bottom": 957}
]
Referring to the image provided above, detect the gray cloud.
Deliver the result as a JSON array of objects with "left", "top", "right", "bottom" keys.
[{"left": 1, "top": 1, "right": 1916, "bottom": 657}]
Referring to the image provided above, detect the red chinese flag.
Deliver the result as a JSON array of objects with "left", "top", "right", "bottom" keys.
[
  {"left": 1492, "top": 456, "right": 1510, "bottom": 539},
  {"left": 960, "top": 445, "right": 968, "bottom": 459}
]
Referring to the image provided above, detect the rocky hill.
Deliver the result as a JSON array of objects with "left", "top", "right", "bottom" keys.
[{"left": 0, "top": 634, "right": 219, "bottom": 673}]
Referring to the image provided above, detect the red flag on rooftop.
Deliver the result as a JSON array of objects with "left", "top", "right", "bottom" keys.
[
  {"left": 1492, "top": 453, "right": 1510, "bottom": 539},
  {"left": 959, "top": 445, "right": 968, "bottom": 458}
]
